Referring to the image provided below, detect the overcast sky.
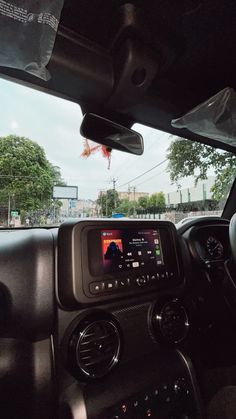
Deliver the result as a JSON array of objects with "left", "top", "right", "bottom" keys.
[{"left": 0, "top": 77, "right": 195, "bottom": 200}]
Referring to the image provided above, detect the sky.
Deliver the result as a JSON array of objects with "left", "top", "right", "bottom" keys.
[{"left": 0, "top": 77, "right": 195, "bottom": 201}]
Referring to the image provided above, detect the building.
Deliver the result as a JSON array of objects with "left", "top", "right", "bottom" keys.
[
  {"left": 118, "top": 190, "right": 149, "bottom": 202},
  {"left": 165, "top": 177, "right": 216, "bottom": 207},
  {"left": 60, "top": 199, "right": 97, "bottom": 218},
  {"left": 98, "top": 190, "right": 149, "bottom": 203}
]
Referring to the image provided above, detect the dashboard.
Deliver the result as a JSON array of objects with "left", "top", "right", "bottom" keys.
[{"left": 1, "top": 217, "right": 236, "bottom": 419}]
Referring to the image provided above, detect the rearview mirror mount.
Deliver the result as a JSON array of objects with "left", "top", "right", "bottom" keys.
[{"left": 80, "top": 113, "right": 144, "bottom": 155}]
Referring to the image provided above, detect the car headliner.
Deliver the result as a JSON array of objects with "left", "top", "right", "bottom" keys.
[{"left": 0, "top": 0, "right": 236, "bottom": 154}]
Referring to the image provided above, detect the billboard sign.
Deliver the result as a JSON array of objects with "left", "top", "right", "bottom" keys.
[{"left": 53, "top": 186, "right": 78, "bottom": 200}]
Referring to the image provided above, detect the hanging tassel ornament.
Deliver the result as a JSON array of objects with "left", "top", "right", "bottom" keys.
[{"left": 81, "top": 139, "right": 111, "bottom": 169}]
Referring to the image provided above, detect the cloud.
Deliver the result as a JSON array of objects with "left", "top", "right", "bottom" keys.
[{"left": 10, "top": 121, "right": 19, "bottom": 130}]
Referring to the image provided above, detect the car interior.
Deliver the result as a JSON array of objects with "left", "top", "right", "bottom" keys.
[{"left": 2, "top": 1, "right": 236, "bottom": 418}]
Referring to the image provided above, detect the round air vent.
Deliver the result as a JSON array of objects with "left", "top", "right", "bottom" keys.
[
  {"left": 150, "top": 299, "right": 189, "bottom": 345},
  {"left": 66, "top": 312, "right": 121, "bottom": 380}
]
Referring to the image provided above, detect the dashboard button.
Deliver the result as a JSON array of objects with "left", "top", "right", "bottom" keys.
[
  {"left": 153, "top": 387, "right": 160, "bottom": 399},
  {"left": 136, "top": 276, "right": 147, "bottom": 286},
  {"left": 133, "top": 399, "right": 139, "bottom": 408},
  {"left": 105, "top": 280, "right": 118, "bottom": 292},
  {"left": 150, "top": 273, "right": 159, "bottom": 285},
  {"left": 160, "top": 384, "right": 172, "bottom": 403},
  {"left": 132, "top": 261, "right": 139, "bottom": 268},
  {"left": 89, "top": 282, "right": 105, "bottom": 294},
  {"left": 173, "top": 377, "right": 190, "bottom": 399},
  {"left": 144, "top": 393, "right": 149, "bottom": 402},
  {"left": 145, "top": 408, "right": 153, "bottom": 417},
  {"left": 117, "top": 278, "right": 130, "bottom": 289},
  {"left": 118, "top": 400, "right": 132, "bottom": 416}
]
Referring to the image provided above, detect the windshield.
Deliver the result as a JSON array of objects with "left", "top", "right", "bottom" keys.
[{"left": 0, "top": 78, "right": 235, "bottom": 228}]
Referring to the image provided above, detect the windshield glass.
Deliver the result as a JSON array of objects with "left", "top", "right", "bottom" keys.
[{"left": 0, "top": 78, "right": 235, "bottom": 228}]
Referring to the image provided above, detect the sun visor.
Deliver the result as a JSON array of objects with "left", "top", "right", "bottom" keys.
[
  {"left": 0, "top": 0, "right": 64, "bottom": 80},
  {"left": 171, "top": 87, "right": 236, "bottom": 147}
]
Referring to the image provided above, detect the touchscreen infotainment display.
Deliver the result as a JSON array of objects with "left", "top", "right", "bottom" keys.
[{"left": 101, "top": 229, "right": 164, "bottom": 274}]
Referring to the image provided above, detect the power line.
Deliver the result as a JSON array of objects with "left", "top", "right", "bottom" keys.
[
  {"left": 111, "top": 155, "right": 132, "bottom": 178},
  {"left": 111, "top": 138, "right": 160, "bottom": 182},
  {"left": 117, "top": 159, "right": 167, "bottom": 189},
  {"left": 133, "top": 170, "right": 165, "bottom": 188}
]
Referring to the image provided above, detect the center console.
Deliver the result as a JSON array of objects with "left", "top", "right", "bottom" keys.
[{"left": 57, "top": 220, "right": 203, "bottom": 419}]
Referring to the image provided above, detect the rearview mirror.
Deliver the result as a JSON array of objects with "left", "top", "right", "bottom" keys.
[{"left": 80, "top": 113, "right": 144, "bottom": 155}]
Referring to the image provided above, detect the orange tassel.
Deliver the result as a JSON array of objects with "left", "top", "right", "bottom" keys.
[{"left": 81, "top": 139, "right": 111, "bottom": 169}]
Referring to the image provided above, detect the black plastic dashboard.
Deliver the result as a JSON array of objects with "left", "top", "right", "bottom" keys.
[{"left": 1, "top": 217, "right": 236, "bottom": 419}]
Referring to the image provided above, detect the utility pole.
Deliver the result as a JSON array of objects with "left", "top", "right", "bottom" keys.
[
  {"left": 105, "top": 191, "right": 108, "bottom": 217},
  {"left": 128, "top": 185, "right": 131, "bottom": 201},
  {"left": 111, "top": 177, "right": 118, "bottom": 212},
  {"left": 8, "top": 194, "right": 10, "bottom": 227},
  {"left": 111, "top": 177, "right": 117, "bottom": 190},
  {"left": 133, "top": 186, "right": 136, "bottom": 216},
  {"left": 53, "top": 200, "right": 56, "bottom": 224}
]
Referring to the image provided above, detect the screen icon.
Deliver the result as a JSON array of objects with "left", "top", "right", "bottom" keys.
[
  {"left": 132, "top": 261, "right": 139, "bottom": 268},
  {"left": 138, "top": 251, "right": 142, "bottom": 256}
]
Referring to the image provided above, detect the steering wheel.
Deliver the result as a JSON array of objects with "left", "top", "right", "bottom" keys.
[{"left": 229, "top": 213, "right": 236, "bottom": 263}]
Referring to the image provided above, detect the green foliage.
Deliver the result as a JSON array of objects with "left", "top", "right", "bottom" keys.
[
  {"left": 148, "top": 192, "right": 165, "bottom": 211},
  {"left": 97, "top": 189, "right": 120, "bottom": 216},
  {"left": 0, "top": 135, "right": 65, "bottom": 217},
  {"left": 137, "top": 193, "right": 165, "bottom": 213},
  {"left": 115, "top": 198, "right": 137, "bottom": 216},
  {"left": 97, "top": 190, "right": 166, "bottom": 217},
  {"left": 116, "top": 198, "right": 131, "bottom": 215},
  {"left": 137, "top": 196, "right": 149, "bottom": 210},
  {"left": 167, "top": 137, "right": 236, "bottom": 200}
]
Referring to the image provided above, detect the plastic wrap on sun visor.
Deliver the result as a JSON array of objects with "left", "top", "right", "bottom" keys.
[
  {"left": 171, "top": 87, "right": 236, "bottom": 147},
  {"left": 0, "top": 0, "right": 64, "bottom": 80}
]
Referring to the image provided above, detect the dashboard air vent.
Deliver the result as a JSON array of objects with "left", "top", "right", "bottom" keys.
[{"left": 67, "top": 313, "right": 121, "bottom": 380}]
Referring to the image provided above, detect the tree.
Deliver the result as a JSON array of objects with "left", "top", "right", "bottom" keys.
[
  {"left": 97, "top": 189, "right": 120, "bottom": 216},
  {"left": 167, "top": 137, "right": 236, "bottom": 200},
  {"left": 0, "top": 135, "right": 65, "bottom": 221},
  {"left": 148, "top": 192, "right": 166, "bottom": 212},
  {"left": 116, "top": 198, "right": 131, "bottom": 215},
  {"left": 137, "top": 196, "right": 149, "bottom": 211}
]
